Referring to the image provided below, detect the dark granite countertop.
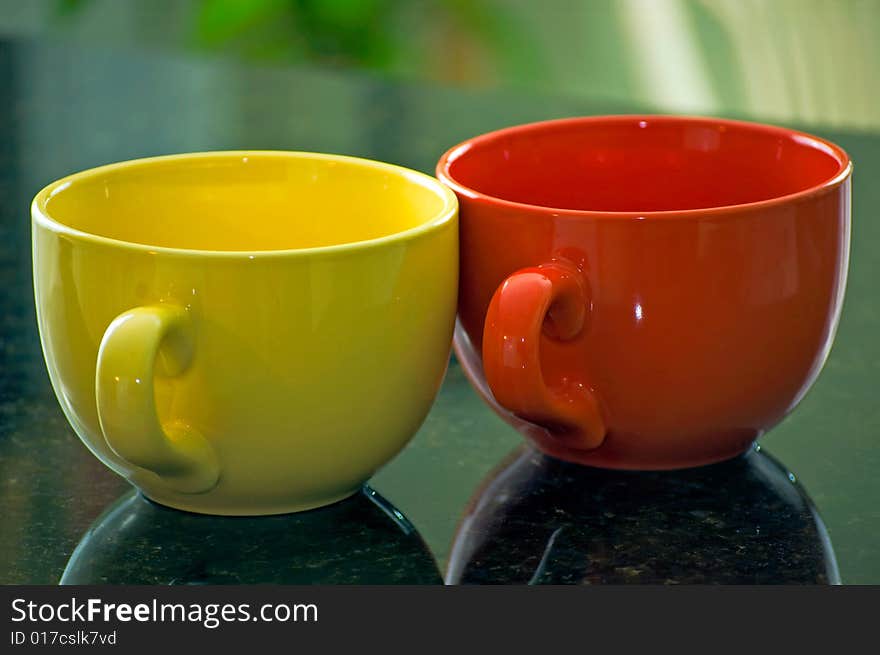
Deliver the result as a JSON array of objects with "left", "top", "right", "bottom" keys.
[{"left": 1, "top": 37, "right": 878, "bottom": 584}]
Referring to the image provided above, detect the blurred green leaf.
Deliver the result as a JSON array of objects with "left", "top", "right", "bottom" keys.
[
  {"left": 49, "top": 0, "right": 542, "bottom": 89},
  {"left": 195, "top": 0, "right": 289, "bottom": 46},
  {"left": 55, "top": 0, "right": 91, "bottom": 17}
]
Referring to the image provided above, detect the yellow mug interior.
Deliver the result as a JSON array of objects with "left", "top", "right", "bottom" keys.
[{"left": 35, "top": 151, "right": 454, "bottom": 252}]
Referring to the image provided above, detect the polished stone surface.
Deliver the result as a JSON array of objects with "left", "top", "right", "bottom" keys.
[
  {"left": 447, "top": 445, "right": 839, "bottom": 585},
  {"left": 1, "top": 37, "right": 879, "bottom": 584}
]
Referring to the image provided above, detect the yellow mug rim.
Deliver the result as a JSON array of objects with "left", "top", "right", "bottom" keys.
[{"left": 31, "top": 150, "right": 458, "bottom": 259}]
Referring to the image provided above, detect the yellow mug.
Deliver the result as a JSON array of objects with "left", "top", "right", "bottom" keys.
[{"left": 32, "top": 151, "right": 458, "bottom": 515}]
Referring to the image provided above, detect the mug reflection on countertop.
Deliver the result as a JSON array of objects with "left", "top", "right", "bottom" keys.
[
  {"left": 446, "top": 444, "right": 839, "bottom": 585},
  {"left": 60, "top": 485, "right": 442, "bottom": 585}
]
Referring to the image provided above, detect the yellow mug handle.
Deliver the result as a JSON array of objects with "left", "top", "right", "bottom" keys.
[{"left": 96, "top": 304, "right": 219, "bottom": 494}]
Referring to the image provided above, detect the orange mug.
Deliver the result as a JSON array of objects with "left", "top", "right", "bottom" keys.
[{"left": 437, "top": 116, "right": 851, "bottom": 470}]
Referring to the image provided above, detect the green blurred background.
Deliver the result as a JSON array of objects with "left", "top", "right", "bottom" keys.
[{"left": 1, "top": 0, "right": 878, "bottom": 131}]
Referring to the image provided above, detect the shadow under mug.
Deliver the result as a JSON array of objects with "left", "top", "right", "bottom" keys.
[
  {"left": 33, "top": 151, "right": 458, "bottom": 515},
  {"left": 438, "top": 115, "right": 852, "bottom": 470}
]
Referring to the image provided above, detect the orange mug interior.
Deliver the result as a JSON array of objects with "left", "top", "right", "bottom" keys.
[{"left": 444, "top": 117, "right": 846, "bottom": 212}]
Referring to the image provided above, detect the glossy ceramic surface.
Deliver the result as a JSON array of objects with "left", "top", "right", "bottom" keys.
[
  {"left": 33, "top": 151, "right": 458, "bottom": 515},
  {"left": 438, "top": 116, "right": 851, "bottom": 470}
]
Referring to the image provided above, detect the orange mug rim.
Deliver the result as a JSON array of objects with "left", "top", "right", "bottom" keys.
[{"left": 436, "top": 114, "right": 852, "bottom": 221}]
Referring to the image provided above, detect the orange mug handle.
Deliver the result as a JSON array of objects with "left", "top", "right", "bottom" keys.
[{"left": 482, "top": 260, "right": 606, "bottom": 450}]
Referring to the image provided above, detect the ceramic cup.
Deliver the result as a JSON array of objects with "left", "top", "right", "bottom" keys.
[
  {"left": 437, "top": 116, "right": 851, "bottom": 470},
  {"left": 33, "top": 151, "right": 458, "bottom": 515}
]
